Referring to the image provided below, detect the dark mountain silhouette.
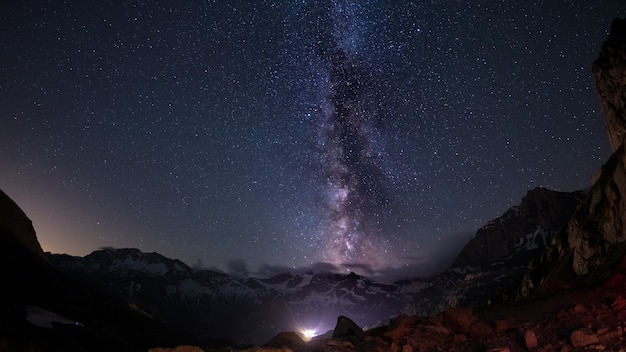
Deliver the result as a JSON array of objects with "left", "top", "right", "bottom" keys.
[{"left": 0, "top": 190, "right": 210, "bottom": 352}]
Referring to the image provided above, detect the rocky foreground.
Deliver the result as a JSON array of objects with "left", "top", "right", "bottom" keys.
[{"left": 149, "top": 263, "right": 626, "bottom": 352}]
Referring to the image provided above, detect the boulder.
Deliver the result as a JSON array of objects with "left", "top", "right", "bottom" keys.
[
  {"left": 570, "top": 328, "right": 599, "bottom": 348},
  {"left": 524, "top": 329, "right": 538, "bottom": 349},
  {"left": 494, "top": 319, "right": 517, "bottom": 332},
  {"left": 468, "top": 321, "right": 493, "bottom": 339},
  {"left": 264, "top": 331, "right": 305, "bottom": 352},
  {"left": 332, "top": 315, "right": 363, "bottom": 339},
  {"left": 444, "top": 307, "right": 477, "bottom": 334}
]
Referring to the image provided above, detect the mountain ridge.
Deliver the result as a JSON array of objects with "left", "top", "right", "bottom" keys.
[{"left": 46, "top": 185, "right": 589, "bottom": 343}]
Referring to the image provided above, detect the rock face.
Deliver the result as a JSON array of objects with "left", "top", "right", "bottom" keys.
[
  {"left": 593, "top": 18, "right": 626, "bottom": 152},
  {"left": 568, "top": 143, "right": 626, "bottom": 276},
  {"left": 566, "top": 18, "right": 626, "bottom": 277},
  {"left": 402, "top": 188, "right": 585, "bottom": 315},
  {"left": 453, "top": 187, "right": 585, "bottom": 268}
]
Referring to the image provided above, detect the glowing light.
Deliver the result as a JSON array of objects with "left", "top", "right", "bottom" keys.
[{"left": 301, "top": 329, "right": 317, "bottom": 341}]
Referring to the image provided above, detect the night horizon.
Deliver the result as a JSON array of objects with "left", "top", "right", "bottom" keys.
[{"left": 2, "top": 0, "right": 625, "bottom": 282}]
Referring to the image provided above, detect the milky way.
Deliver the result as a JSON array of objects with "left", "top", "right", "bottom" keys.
[{"left": 302, "top": 0, "right": 393, "bottom": 266}]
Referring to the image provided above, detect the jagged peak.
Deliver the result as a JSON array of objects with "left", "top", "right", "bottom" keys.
[{"left": 452, "top": 188, "right": 586, "bottom": 268}]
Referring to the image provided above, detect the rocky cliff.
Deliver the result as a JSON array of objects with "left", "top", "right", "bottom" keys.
[
  {"left": 0, "top": 189, "right": 48, "bottom": 263},
  {"left": 593, "top": 18, "right": 626, "bottom": 152},
  {"left": 568, "top": 143, "right": 626, "bottom": 277},
  {"left": 453, "top": 187, "right": 585, "bottom": 269},
  {"left": 518, "top": 18, "right": 626, "bottom": 297},
  {"left": 568, "top": 18, "right": 626, "bottom": 278}
]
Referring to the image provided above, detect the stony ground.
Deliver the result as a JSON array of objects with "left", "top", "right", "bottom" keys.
[{"left": 151, "top": 280, "right": 626, "bottom": 352}]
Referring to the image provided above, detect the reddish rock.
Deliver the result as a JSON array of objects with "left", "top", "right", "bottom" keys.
[
  {"left": 605, "top": 272, "right": 626, "bottom": 289},
  {"left": 524, "top": 329, "right": 538, "bottom": 349},
  {"left": 469, "top": 321, "right": 494, "bottom": 339},
  {"left": 444, "top": 307, "right": 477, "bottom": 334},
  {"left": 384, "top": 315, "right": 414, "bottom": 340},
  {"left": 494, "top": 319, "right": 517, "bottom": 332},
  {"left": 570, "top": 328, "right": 599, "bottom": 347},
  {"left": 612, "top": 294, "right": 626, "bottom": 311},
  {"left": 452, "top": 334, "right": 467, "bottom": 346},
  {"left": 573, "top": 303, "right": 586, "bottom": 313}
]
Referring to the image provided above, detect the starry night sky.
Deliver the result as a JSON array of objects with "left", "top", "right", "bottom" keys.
[{"left": 1, "top": 0, "right": 625, "bottom": 280}]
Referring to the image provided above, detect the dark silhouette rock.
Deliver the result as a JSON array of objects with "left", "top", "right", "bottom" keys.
[
  {"left": 0, "top": 188, "right": 207, "bottom": 351},
  {"left": 0, "top": 189, "right": 48, "bottom": 262},
  {"left": 332, "top": 315, "right": 363, "bottom": 339},
  {"left": 264, "top": 331, "right": 305, "bottom": 352}
]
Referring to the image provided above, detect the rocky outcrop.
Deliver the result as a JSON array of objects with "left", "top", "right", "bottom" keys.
[
  {"left": 453, "top": 187, "right": 584, "bottom": 268},
  {"left": 331, "top": 315, "right": 364, "bottom": 340},
  {"left": 593, "top": 18, "right": 626, "bottom": 152},
  {"left": 566, "top": 18, "right": 626, "bottom": 277},
  {"left": 264, "top": 332, "right": 306, "bottom": 352},
  {"left": 568, "top": 143, "right": 626, "bottom": 276},
  {"left": 398, "top": 188, "right": 587, "bottom": 317},
  {"left": 514, "top": 18, "right": 626, "bottom": 298},
  {"left": 0, "top": 189, "right": 48, "bottom": 262}
]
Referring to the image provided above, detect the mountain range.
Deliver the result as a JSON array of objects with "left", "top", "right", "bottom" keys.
[{"left": 43, "top": 186, "right": 586, "bottom": 344}]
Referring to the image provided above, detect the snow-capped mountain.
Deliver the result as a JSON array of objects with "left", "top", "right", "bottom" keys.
[
  {"left": 46, "top": 188, "right": 587, "bottom": 343},
  {"left": 48, "top": 248, "right": 412, "bottom": 343}
]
